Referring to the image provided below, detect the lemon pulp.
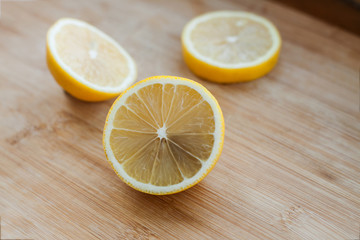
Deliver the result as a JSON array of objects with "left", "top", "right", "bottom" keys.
[
  {"left": 54, "top": 24, "right": 130, "bottom": 87},
  {"left": 190, "top": 17, "right": 273, "bottom": 64},
  {"left": 109, "top": 83, "right": 215, "bottom": 186}
]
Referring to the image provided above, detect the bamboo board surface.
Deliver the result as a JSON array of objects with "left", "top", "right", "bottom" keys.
[{"left": 0, "top": 0, "right": 359, "bottom": 239}]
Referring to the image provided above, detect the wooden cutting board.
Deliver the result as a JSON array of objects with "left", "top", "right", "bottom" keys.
[{"left": 0, "top": 0, "right": 359, "bottom": 239}]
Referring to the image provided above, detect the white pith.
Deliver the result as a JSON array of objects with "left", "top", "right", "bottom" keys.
[
  {"left": 103, "top": 77, "right": 224, "bottom": 194},
  {"left": 157, "top": 125, "right": 167, "bottom": 140},
  {"left": 47, "top": 18, "right": 137, "bottom": 93}
]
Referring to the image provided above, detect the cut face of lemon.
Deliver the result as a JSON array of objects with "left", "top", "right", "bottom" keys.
[
  {"left": 47, "top": 18, "right": 137, "bottom": 102},
  {"left": 182, "top": 11, "right": 281, "bottom": 83},
  {"left": 103, "top": 76, "right": 224, "bottom": 195}
]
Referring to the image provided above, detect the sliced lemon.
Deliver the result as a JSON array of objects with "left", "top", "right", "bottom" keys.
[
  {"left": 103, "top": 76, "right": 225, "bottom": 195},
  {"left": 46, "top": 18, "right": 137, "bottom": 102},
  {"left": 182, "top": 11, "right": 281, "bottom": 83}
]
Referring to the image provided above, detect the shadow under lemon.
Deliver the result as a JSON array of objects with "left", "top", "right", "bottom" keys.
[{"left": 103, "top": 180, "right": 208, "bottom": 231}]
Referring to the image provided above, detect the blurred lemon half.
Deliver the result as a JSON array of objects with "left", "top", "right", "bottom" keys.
[
  {"left": 47, "top": 18, "right": 137, "bottom": 101},
  {"left": 182, "top": 11, "right": 281, "bottom": 83}
]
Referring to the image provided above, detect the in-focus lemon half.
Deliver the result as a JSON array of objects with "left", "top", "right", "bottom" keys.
[
  {"left": 47, "top": 18, "right": 137, "bottom": 102},
  {"left": 182, "top": 11, "right": 281, "bottom": 83},
  {"left": 103, "top": 76, "right": 224, "bottom": 195}
]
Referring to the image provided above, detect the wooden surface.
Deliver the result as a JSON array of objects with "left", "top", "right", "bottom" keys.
[{"left": 0, "top": 0, "right": 359, "bottom": 239}]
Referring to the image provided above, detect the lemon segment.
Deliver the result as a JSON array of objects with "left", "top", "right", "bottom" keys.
[
  {"left": 47, "top": 18, "right": 137, "bottom": 101},
  {"left": 182, "top": 11, "right": 281, "bottom": 83},
  {"left": 103, "top": 76, "right": 224, "bottom": 195}
]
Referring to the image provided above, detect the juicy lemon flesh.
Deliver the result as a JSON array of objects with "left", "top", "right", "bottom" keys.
[
  {"left": 190, "top": 17, "right": 273, "bottom": 64},
  {"left": 54, "top": 24, "right": 130, "bottom": 87},
  {"left": 109, "top": 83, "right": 215, "bottom": 186}
]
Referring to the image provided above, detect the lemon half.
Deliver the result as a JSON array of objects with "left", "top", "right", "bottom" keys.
[
  {"left": 182, "top": 11, "right": 281, "bottom": 83},
  {"left": 103, "top": 76, "right": 225, "bottom": 195},
  {"left": 47, "top": 18, "right": 137, "bottom": 102}
]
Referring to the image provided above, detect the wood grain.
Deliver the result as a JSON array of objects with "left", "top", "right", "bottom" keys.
[{"left": 0, "top": 0, "right": 359, "bottom": 239}]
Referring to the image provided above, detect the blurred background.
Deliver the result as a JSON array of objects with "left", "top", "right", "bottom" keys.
[{"left": 274, "top": 0, "right": 360, "bottom": 35}]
